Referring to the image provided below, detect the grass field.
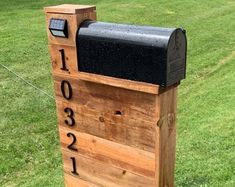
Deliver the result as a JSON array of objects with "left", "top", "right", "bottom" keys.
[{"left": 0, "top": 0, "right": 235, "bottom": 186}]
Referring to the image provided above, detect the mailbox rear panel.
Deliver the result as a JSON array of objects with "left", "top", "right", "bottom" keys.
[{"left": 167, "top": 29, "right": 187, "bottom": 86}]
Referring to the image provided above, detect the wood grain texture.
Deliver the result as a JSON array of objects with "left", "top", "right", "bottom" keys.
[
  {"left": 62, "top": 149, "right": 156, "bottom": 187},
  {"left": 54, "top": 74, "right": 158, "bottom": 152},
  {"left": 45, "top": 4, "right": 178, "bottom": 187},
  {"left": 64, "top": 173, "right": 100, "bottom": 187},
  {"left": 155, "top": 86, "right": 177, "bottom": 187},
  {"left": 53, "top": 74, "right": 157, "bottom": 121},
  {"left": 56, "top": 101, "right": 156, "bottom": 152},
  {"left": 44, "top": 4, "right": 96, "bottom": 14},
  {"left": 78, "top": 72, "right": 159, "bottom": 94},
  {"left": 49, "top": 45, "right": 78, "bottom": 75},
  {"left": 59, "top": 126, "right": 155, "bottom": 178}
]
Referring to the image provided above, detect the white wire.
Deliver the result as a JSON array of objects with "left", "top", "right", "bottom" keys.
[{"left": 0, "top": 63, "right": 54, "bottom": 100}]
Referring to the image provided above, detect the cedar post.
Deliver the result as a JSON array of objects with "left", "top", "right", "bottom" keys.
[{"left": 45, "top": 4, "right": 180, "bottom": 187}]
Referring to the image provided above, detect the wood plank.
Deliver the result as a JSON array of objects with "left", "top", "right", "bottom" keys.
[
  {"left": 78, "top": 72, "right": 159, "bottom": 95},
  {"left": 51, "top": 71, "right": 159, "bottom": 94},
  {"left": 44, "top": 4, "right": 96, "bottom": 14},
  {"left": 53, "top": 74, "right": 157, "bottom": 121},
  {"left": 54, "top": 87, "right": 157, "bottom": 123},
  {"left": 54, "top": 75, "right": 158, "bottom": 152},
  {"left": 57, "top": 102, "right": 156, "bottom": 152},
  {"left": 59, "top": 126, "right": 155, "bottom": 178},
  {"left": 155, "top": 86, "right": 177, "bottom": 187},
  {"left": 64, "top": 173, "right": 100, "bottom": 187},
  {"left": 62, "top": 149, "right": 156, "bottom": 187}
]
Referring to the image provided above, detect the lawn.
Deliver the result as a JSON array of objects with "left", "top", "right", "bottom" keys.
[{"left": 0, "top": 0, "right": 234, "bottom": 186}]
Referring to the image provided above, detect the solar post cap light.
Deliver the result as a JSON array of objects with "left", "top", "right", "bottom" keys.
[
  {"left": 49, "top": 18, "right": 68, "bottom": 38},
  {"left": 44, "top": 4, "right": 187, "bottom": 187}
]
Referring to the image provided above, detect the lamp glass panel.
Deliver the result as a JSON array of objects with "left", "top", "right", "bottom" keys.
[{"left": 51, "top": 30, "right": 65, "bottom": 37}]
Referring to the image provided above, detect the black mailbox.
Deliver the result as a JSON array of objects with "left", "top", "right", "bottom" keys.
[{"left": 77, "top": 20, "right": 187, "bottom": 87}]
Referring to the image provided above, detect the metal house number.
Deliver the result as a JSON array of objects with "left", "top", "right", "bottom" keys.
[{"left": 60, "top": 49, "right": 79, "bottom": 176}]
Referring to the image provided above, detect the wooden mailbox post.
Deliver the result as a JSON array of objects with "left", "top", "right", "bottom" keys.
[{"left": 44, "top": 4, "right": 186, "bottom": 187}]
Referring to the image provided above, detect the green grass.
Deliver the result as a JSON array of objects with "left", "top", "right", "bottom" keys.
[{"left": 0, "top": 0, "right": 234, "bottom": 186}]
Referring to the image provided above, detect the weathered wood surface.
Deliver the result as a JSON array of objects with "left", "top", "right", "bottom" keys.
[
  {"left": 62, "top": 149, "right": 156, "bottom": 187},
  {"left": 155, "top": 86, "right": 177, "bottom": 187},
  {"left": 59, "top": 126, "right": 155, "bottom": 178},
  {"left": 44, "top": 4, "right": 96, "bottom": 14},
  {"left": 77, "top": 72, "right": 160, "bottom": 94},
  {"left": 56, "top": 78, "right": 178, "bottom": 187},
  {"left": 49, "top": 45, "right": 78, "bottom": 75},
  {"left": 45, "top": 4, "right": 178, "bottom": 187},
  {"left": 64, "top": 173, "right": 99, "bottom": 187},
  {"left": 54, "top": 74, "right": 157, "bottom": 152}
]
